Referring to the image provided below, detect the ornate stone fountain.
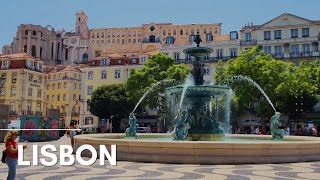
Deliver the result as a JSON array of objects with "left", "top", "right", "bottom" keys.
[{"left": 166, "top": 33, "right": 231, "bottom": 141}]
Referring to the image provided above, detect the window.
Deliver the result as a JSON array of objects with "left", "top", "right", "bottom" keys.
[
  {"left": 140, "top": 56, "right": 147, "bottom": 64},
  {"left": 173, "top": 29, "right": 176, "bottom": 35},
  {"left": 58, "top": 83, "right": 61, "bottom": 89},
  {"left": 74, "top": 82, "right": 77, "bottom": 89},
  {"left": 29, "top": 73, "right": 33, "bottom": 82},
  {"left": 274, "top": 46, "right": 282, "bottom": 57},
  {"left": 64, "top": 82, "right": 67, "bottom": 88},
  {"left": 107, "top": 32, "right": 110, "bottom": 38},
  {"left": 186, "top": 30, "right": 189, "bottom": 35},
  {"left": 57, "top": 94, "right": 60, "bottom": 101},
  {"left": 163, "top": 30, "right": 166, "bottom": 36},
  {"left": 10, "top": 102, "right": 15, "bottom": 113},
  {"left": 52, "top": 83, "right": 55, "bottom": 90},
  {"left": 180, "top": 29, "right": 183, "bottom": 35},
  {"left": 28, "top": 87, "right": 32, "bottom": 96},
  {"left": 245, "top": 32, "right": 251, "bottom": 41},
  {"left": 206, "top": 34, "right": 213, "bottom": 41},
  {"left": 302, "top": 44, "right": 310, "bottom": 56},
  {"left": 133, "top": 31, "right": 136, "bottom": 37},
  {"left": 128, "top": 39, "right": 131, "bottom": 43},
  {"left": 217, "top": 49, "right": 223, "bottom": 59},
  {"left": 166, "top": 37, "right": 175, "bottom": 44},
  {"left": 101, "top": 70, "right": 107, "bottom": 79},
  {"left": 112, "top": 32, "right": 115, "bottom": 38},
  {"left": 115, "top": 70, "right": 121, "bottom": 79},
  {"left": 133, "top": 39, "right": 136, "bottom": 44},
  {"left": 12, "top": 73, "right": 17, "bottom": 82},
  {"left": 47, "top": 95, "right": 49, "bottom": 101},
  {"left": 230, "top": 31, "right": 238, "bottom": 40},
  {"left": 122, "top": 39, "right": 125, "bottom": 44},
  {"left": 138, "top": 31, "right": 141, "bottom": 37},
  {"left": 128, "top": 31, "right": 131, "bottom": 37},
  {"left": 88, "top": 71, "right": 93, "bottom": 80},
  {"left": 185, "top": 54, "right": 191, "bottom": 61},
  {"left": 263, "top": 46, "right": 272, "bottom": 55},
  {"left": 101, "top": 32, "right": 104, "bottom": 38},
  {"left": 47, "top": 84, "right": 50, "bottom": 90},
  {"left": 52, "top": 95, "right": 55, "bottom": 101},
  {"left": 11, "top": 87, "right": 16, "bottom": 96},
  {"left": 36, "top": 103, "right": 41, "bottom": 113},
  {"left": 27, "top": 102, "right": 32, "bottom": 113},
  {"left": 191, "top": 29, "right": 194, "bottom": 35},
  {"left": 302, "top": 28, "right": 309, "bottom": 37},
  {"left": 97, "top": 33, "right": 100, "bottom": 38},
  {"left": 38, "top": 75, "right": 42, "bottom": 84},
  {"left": 189, "top": 35, "right": 195, "bottom": 43},
  {"left": 37, "top": 89, "right": 41, "bottom": 98},
  {"left": 274, "top": 30, "right": 281, "bottom": 39},
  {"left": 101, "top": 59, "right": 109, "bottom": 66},
  {"left": 63, "top": 94, "right": 66, "bottom": 101},
  {"left": 73, "top": 94, "right": 76, "bottom": 101},
  {"left": 122, "top": 32, "right": 125, "bottom": 37},
  {"left": 291, "top": 29, "right": 298, "bottom": 38},
  {"left": 87, "top": 86, "right": 93, "bottom": 95},
  {"left": 264, "top": 31, "right": 271, "bottom": 40},
  {"left": 291, "top": 44, "right": 299, "bottom": 57},
  {"left": 174, "top": 52, "right": 180, "bottom": 61},
  {"left": 230, "top": 48, "right": 237, "bottom": 58}
]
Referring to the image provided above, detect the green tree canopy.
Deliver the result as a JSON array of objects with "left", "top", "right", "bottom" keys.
[
  {"left": 126, "top": 53, "right": 190, "bottom": 109},
  {"left": 214, "top": 46, "right": 319, "bottom": 131},
  {"left": 89, "top": 84, "right": 134, "bottom": 127}
]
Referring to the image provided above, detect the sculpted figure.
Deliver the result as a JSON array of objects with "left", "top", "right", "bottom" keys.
[
  {"left": 270, "top": 112, "right": 285, "bottom": 140},
  {"left": 126, "top": 113, "right": 138, "bottom": 138},
  {"left": 173, "top": 110, "right": 190, "bottom": 140}
]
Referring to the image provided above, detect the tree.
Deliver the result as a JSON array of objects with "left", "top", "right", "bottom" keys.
[
  {"left": 89, "top": 84, "right": 134, "bottom": 132},
  {"left": 126, "top": 53, "right": 190, "bottom": 109},
  {"left": 214, "top": 46, "right": 319, "bottom": 132}
]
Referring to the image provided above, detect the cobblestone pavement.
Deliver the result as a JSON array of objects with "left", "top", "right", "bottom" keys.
[{"left": 0, "top": 135, "right": 320, "bottom": 180}]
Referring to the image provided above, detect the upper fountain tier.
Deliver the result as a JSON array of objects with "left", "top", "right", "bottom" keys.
[{"left": 183, "top": 33, "right": 213, "bottom": 60}]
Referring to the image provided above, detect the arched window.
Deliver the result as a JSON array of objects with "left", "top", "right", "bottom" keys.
[
  {"left": 24, "top": 45, "right": 27, "bottom": 53},
  {"left": 51, "top": 43, "right": 54, "bottom": 59},
  {"left": 57, "top": 42, "right": 60, "bottom": 59},
  {"left": 79, "top": 17, "right": 81, "bottom": 22},
  {"left": 25, "top": 30, "right": 28, "bottom": 35},
  {"left": 32, "top": 45, "right": 36, "bottom": 57},
  {"left": 40, "top": 47, "right": 43, "bottom": 59},
  {"left": 32, "top": 30, "right": 36, "bottom": 36},
  {"left": 65, "top": 48, "right": 68, "bottom": 60},
  {"left": 82, "top": 53, "right": 88, "bottom": 63},
  {"left": 149, "top": 35, "right": 155, "bottom": 43}
]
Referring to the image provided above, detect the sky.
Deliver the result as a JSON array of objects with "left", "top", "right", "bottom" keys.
[{"left": 1, "top": 0, "right": 320, "bottom": 52}]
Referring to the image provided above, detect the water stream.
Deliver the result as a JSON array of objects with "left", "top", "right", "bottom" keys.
[
  {"left": 132, "top": 79, "right": 176, "bottom": 113},
  {"left": 231, "top": 75, "right": 276, "bottom": 112},
  {"left": 178, "top": 74, "right": 194, "bottom": 110}
]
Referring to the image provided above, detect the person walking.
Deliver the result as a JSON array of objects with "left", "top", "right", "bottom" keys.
[
  {"left": 4, "top": 130, "right": 28, "bottom": 180},
  {"left": 67, "top": 122, "right": 76, "bottom": 147}
]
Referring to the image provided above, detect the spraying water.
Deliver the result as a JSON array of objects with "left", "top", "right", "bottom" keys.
[
  {"left": 179, "top": 75, "right": 194, "bottom": 110},
  {"left": 224, "top": 88, "right": 234, "bottom": 130},
  {"left": 132, "top": 79, "right": 176, "bottom": 113},
  {"left": 231, "top": 75, "right": 276, "bottom": 112}
]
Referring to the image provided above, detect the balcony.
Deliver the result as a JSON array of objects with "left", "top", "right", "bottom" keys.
[
  {"left": 240, "top": 40, "right": 257, "bottom": 46},
  {"left": 269, "top": 51, "right": 320, "bottom": 59}
]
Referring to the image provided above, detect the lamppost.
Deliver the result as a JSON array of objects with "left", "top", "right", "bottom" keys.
[{"left": 70, "top": 101, "right": 78, "bottom": 126}]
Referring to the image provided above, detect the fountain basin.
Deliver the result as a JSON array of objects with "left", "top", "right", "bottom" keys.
[
  {"left": 74, "top": 133, "right": 320, "bottom": 164},
  {"left": 166, "top": 85, "right": 231, "bottom": 97},
  {"left": 183, "top": 47, "right": 213, "bottom": 59}
]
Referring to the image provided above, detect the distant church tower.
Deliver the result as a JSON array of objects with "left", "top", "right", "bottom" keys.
[{"left": 75, "top": 11, "right": 89, "bottom": 39}]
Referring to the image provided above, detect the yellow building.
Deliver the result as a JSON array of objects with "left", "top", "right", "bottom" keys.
[
  {"left": 0, "top": 53, "right": 46, "bottom": 121},
  {"left": 80, "top": 50, "right": 158, "bottom": 129},
  {"left": 44, "top": 65, "right": 82, "bottom": 127}
]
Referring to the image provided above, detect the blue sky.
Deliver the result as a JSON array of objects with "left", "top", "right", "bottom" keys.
[{"left": 1, "top": 0, "right": 320, "bottom": 52}]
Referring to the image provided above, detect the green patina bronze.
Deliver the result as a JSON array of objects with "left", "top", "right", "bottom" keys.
[{"left": 270, "top": 112, "right": 285, "bottom": 140}]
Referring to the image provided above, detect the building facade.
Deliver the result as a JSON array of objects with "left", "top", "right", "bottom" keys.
[
  {"left": 44, "top": 65, "right": 82, "bottom": 127},
  {"left": 239, "top": 13, "right": 320, "bottom": 66},
  {"left": 0, "top": 53, "right": 46, "bottom": 121}
]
